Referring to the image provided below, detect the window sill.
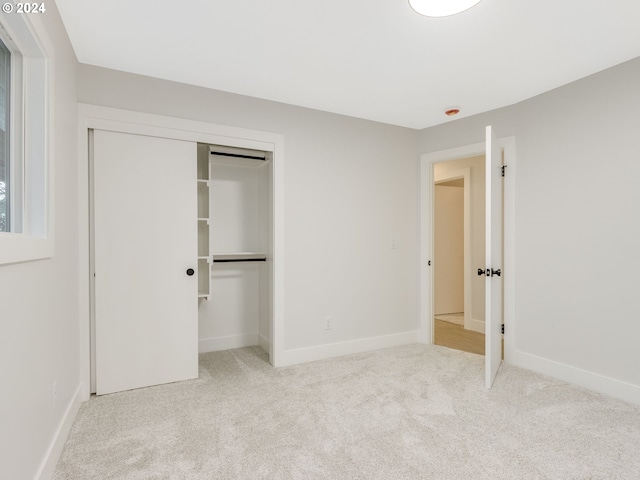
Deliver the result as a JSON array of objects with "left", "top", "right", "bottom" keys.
[{"left": 0, "top": 233, "right": 53, "bottom": 265}]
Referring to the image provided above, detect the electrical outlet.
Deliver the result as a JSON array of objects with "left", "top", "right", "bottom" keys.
[
  {"left": 391, "top": 237, "right": 397, "bottom": 249},
  {"left": 324, "top": 316, "right": 333, "bottom": 330},
  {"left": 52, "top": 381, "right": 57, "bottom": 408}
]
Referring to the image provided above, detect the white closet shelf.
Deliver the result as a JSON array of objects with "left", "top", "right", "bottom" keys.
[
  {"left": 197, "top": 179, "right": 210, "bottom": 185},
  {"left": 212, "top": 252, "right": 268, "bottom": 263},
  {"left": 197, "top": 217, "right": 210, "bottom": 224}
]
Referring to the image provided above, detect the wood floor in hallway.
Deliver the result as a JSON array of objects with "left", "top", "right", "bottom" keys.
[{"left": 434, "top": 318, "right": 485, "bottom": 355}]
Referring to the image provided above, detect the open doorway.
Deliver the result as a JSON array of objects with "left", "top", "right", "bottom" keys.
[
  {"left": 433, "top": 156, "right": 486, "bottom": 355},
  {"left": 420, "top": 131, "right": 515, "bottom": 387}
]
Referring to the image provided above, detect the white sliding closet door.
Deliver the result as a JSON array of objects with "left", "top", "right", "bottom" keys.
[{"left": 93, "top": 130, "right": 198, "bottom": 395}]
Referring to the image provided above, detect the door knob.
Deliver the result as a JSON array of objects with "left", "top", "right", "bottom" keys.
[
  {"left": 186, "top": 268, "right": 195, "bottom": 276},
  {"left": 479, "top": 267, "right": 501, "bottom": 277}
]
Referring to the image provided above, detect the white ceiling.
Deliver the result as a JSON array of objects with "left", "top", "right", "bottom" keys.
[{"left": 55, "top": 0, "right": 640, "bottom": 129}]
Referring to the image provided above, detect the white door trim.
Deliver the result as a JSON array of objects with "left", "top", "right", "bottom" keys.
[
  {"left": 419, "top": 137, "right": 516, "bottom": 364},
  {"left": 77, "top": 104, "right": 286, "bottom": 401}
]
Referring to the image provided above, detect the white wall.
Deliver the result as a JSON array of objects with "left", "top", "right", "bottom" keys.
[
  {"left": 77, "top": 65, "right": 421, "bottom": 358},
  {"left": 419, "top": 56, "right": 640, "bottom": 400},
  {"left": 434, "top": 185, "right": 464, "bottom": 314},
  {"left": 0, "top": 4, "right": 79, "bottom": 479}
]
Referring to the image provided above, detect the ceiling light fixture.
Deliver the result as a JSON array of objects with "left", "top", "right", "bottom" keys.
[
  {"left": 409, "top": 0, "right": 483, "bottom": 17},
  {"left": 445, "top": 107, "right": 461, "bottom": 116}
]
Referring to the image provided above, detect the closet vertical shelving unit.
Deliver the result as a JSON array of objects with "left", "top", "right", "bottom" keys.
[
  {"left": 197, "top": 144, "right": 211, "bottom": 300},
  {"left": 197, "top": 143, "right": 272, "bottom": 298},
  {"left": 198, "top": 143, "right": 273, "bottom": 357}
]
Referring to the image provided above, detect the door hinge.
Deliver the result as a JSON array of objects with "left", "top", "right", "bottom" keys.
[
  {"left": 501, "top": 323, "right": 505, "bottom": 334},
  {"left": 501, "top": 165, "right": 507, "bottom": 177}
]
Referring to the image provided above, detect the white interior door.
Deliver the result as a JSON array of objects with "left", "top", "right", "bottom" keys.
[
  {"left": 93, "top": 130, "right": 198, "bottom": 395},
  {"left": 485, "top": 125, "right": 503, "bottom": 388}
]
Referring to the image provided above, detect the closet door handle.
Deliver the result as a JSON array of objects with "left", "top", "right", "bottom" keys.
[{"left": 186, "top": 268, "right": 195, "bottom": 276}]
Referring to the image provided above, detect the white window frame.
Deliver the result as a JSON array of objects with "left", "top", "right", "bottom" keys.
[{"left": 0, "top": 11, "right": 53, "bottom": 265}]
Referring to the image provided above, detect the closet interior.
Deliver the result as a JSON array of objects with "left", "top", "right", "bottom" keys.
[{"left": 197, "top": 143, "right": 273, "bottom": 360}]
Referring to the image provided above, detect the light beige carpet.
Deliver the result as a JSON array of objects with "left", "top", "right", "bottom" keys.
[
  {"left": 434, "top": 312, "right": 464, "bottom": 325},
  {"left": 54, "top": 345, "right": 640, "bottom": 479}
]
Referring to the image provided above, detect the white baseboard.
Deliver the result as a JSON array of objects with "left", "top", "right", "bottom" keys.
[
  {"left": 258, "top": 333, "right": 270, "bottom": 354},
  {"left": 35, "top": 383, "right": 83, "bottom": 480},
  {"left": 199, "top": 333, "right": 259, "bottom": 353},
  {"left": 280, "top": 330, "right": 420, "bottom": 367},
  {"left": 465, "top": 317, "right": 485, "bottom": 334},
  {"left": 512, "top": 350, "right": 640, "bottom": 406}
]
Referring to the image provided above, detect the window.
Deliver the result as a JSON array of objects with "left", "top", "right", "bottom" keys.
[
  {"left": 0, "top": 37, "right": 9, "bottom": 232},
  {"left": 0, "top": 14, "right": 51, "bottom": 265}
]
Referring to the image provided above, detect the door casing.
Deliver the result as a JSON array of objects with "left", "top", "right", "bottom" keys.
[{"left": 419, "top": 136, "right": 516, "bottom": 367}]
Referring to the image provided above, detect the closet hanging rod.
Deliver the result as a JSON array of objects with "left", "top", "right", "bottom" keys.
[
  {"left": 213, "top": 257, "right": 267, "bottom": 263},
  {"left": 210, "top": 151, "right": 266, "bottom": 161}
]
